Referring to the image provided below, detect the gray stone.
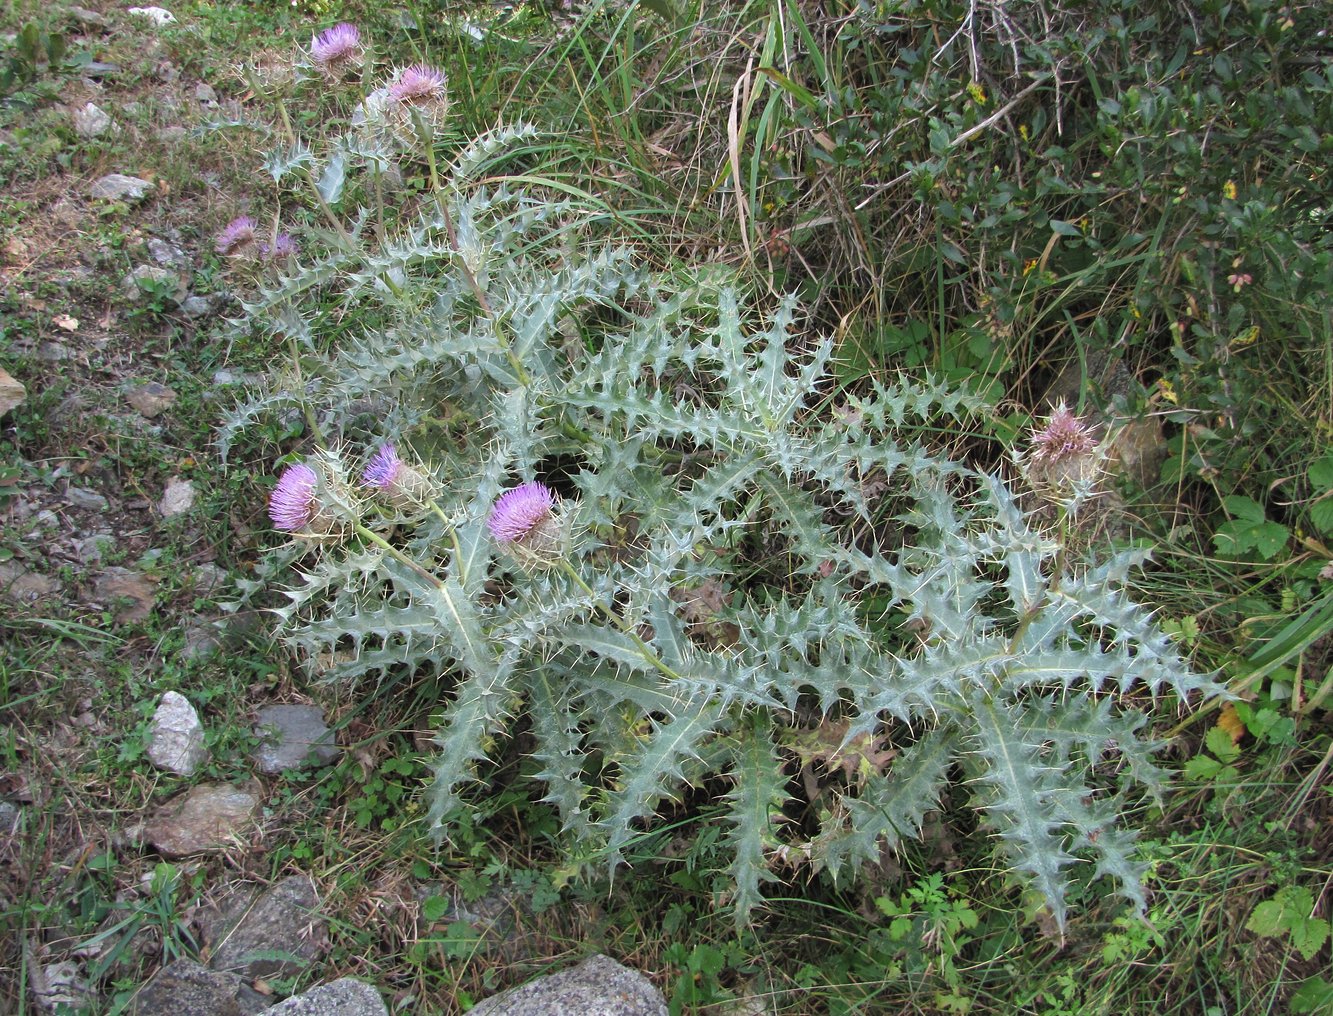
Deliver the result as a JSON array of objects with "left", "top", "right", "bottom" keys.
[
  {"left": 127, "top": 6, "right": 176, "bottom": 26},
  {"left": 92, "top": 567, "right": 156, "bottom": 623},
  {"left": 69, "top": 7, "right": 110, "bottom": 29},
  {"left": 156, "top": 125, "right": 188, "bottom": 144},
  {"left": 195, "top": 82, "right": 217, "bottom": 103},
  {"left": 130, "top": 959, "right": 243, "bottom": 1016},
  {"left": 90, "top": 173, "right": 152, "bottom": 201},
  {"left": 182, "top": 623, "right": 224, "bottom": 661},
  {"left": 190, "top": 562, "right": 227, "bottom": 596},
  {"left": 265, "top": 979, "right": 388, "bottom": 1016},
  {"left": 83, "top": 61, "right": 119, "bottom": 77},
  {"left": 147, "top": 237, "right": 190, "bottom": 269},
  {"left": 36, "top": 341, "right": 72, "bottom": 362},
  {"left": 0, "top": 366, "right": 25, "bottom": 415},
  {"left": 147, "top": 691, "right": 207, "bottom": 775},
  {"left": 126, "top": 381, "right": 177, "bottom": 418},
  {"left": 206, "top": 875, "right": 327, "bottom": 979},
  {"left": 122, "top": 264, "right": 187, "bottom": 304},
  {"left": 253, "top": 705, "right": 338, "bottom": 774},
  {"left": 182, "top": 294, "right": 213, "bottom": 318},
  {"left": 73, "top": 102, "right": 115, "bottom": 138},
  {"left": 159, "top": 476, "right": 196, "bottom": 517},
  {"left": 66, "top": 486, "right": 109, "bottom": 511},
  {"left": 70, "top": 535, "right": 107, "bottom": 565},
  {"left": 0, "top": 800, "right": 19, "bottom": 838},
  {"left": 32, "top": 960, "right": 92, "bottom": 1013},
  {"left": 0, "top": 562, "right": 60, "bottom": 604},
  {"left": 468, "top": 955, "right": 668, "bottom": 1016},
  {"left": 140, "top": 781, "right": 262, "bottom": 857}
]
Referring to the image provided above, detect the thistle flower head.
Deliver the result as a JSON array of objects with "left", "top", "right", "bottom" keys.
[
  {"left": 215, "top": 216, "right": 258, "bottom": 258},
  {"left": 362, "top": 443, "right": 435, "bottom": 509},
  {"left": 267, "top": 453, "right": 358, "bottom": 540},
  {"left": 362, "top": 443, "right": 403, "bottom": 491},
  {"left": 1021, "top": 401, "right": 1104, "bottom": 510},
  {"left": 261, "top": 233, "right": 299, "bottom": 260},
  {"left": 310, "top": 23, "right": 362, "bottom": 72},
  {"left": 488, "top": 482, "right": 556, "bottom": 543},
  {"left": 389, "top": 65, "right": 447, "bottom": 104},
  {"left": 1029, "top": 402, "right": 1097, "bottom": 467},
  {"left": 268, "top": 463, "right": 318, "bottom": 532}
]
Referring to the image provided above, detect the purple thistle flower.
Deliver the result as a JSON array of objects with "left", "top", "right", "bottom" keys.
[
  {"left": 488, "top": 482, "right": 556, "bottom": 544},
  {"left": 215, "top": 216, "right": 258, "bottom": 257},
  {"left": 268, "top": 463, "right": 318, "bottom": 532},
  {"left": 261, "top": 233, "right": 299, "bottom": 260},
  {"left": 1029, "top": 403, "right": 1097, "bottom": 467},
  {"left": 362, "top": 443, "right": 403, "bottom": 491},
  {"left": 310, "top": 23, "right": 362, "bottom": 69},
  {"left": 388, "top": 64, "right": 447, "bottom": 105}
]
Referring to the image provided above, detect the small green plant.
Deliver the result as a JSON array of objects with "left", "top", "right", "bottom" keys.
[
  {"left": 1246, "top": 885, "right": 1332, "bottom": 962},
  {"left": 874, "top": 874, "right": 980, "bottom": 1012},
  {"left": 0, "top": 21, "right": 66, "bottom": 97}
]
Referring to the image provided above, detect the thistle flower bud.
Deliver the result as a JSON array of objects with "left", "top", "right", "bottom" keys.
[
  {"left": 310, "top": 23, "right": 363, "bottom": 76},
  {"left": 266, "top": 452, "right": 358, "bottom": 542},
  {"left": 261, "top": 233, "right": 299, "bottom": 261},
  {"left": 383, "top": 65, "right": 449, "bottom": 143},
  {"left": 487, "top": 481, "right": 568, "bottom": 569},
  {"left": 215, "top": 216, "right": 259, "bottom": 258},
  {"left": 362, "top": 443, "right": 435, "bottom": 509},
  {"left": 1019, "top": 402, "right": 1104, "bottom": 510}
]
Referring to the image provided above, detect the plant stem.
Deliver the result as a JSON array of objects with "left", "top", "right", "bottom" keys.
[
  {"left": 356, "top": 523, "right": 443, "bottom": 588},
  {"left": 556, "top": 560, "right": 684, "bottom": 683}
]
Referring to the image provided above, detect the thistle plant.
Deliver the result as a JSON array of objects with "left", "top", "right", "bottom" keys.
[{"left": 221, "top": 33, "right": 1225, "bottom": 930}]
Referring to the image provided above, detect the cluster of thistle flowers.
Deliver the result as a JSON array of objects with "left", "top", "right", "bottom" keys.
[
  {"left": 268, "top": 445, "right": 566, "bottom": 567},
  {"left": 214, "top": 217, "right": 300, "bottom": 263},
  {"left": 1017, "top": 402, "right": 1106, "bottom": 512},
  {"left": 305, "top": 21, "right": 449, "bottom": 141}
]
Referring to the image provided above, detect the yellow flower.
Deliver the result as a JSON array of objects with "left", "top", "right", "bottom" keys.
[{"left": 1223, "top": 180, "right": 1238, "bottom": 200}]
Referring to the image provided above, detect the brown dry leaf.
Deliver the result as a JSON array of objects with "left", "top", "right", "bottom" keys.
[
  {"left": 1217, "top": 702, "right": 1245, "bottom": 745},
  {"left": 52, "top": 313, "right": 79, "bottom": 332}
]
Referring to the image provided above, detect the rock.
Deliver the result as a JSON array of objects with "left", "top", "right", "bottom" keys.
[
  {"left": 93, "top": 567, "right": 156, "bottom": 623},
  {"left": 264, "top": 978, "right": 388, "bottom": 1016},
  {"left": 182, "top": 622, "right": 224, "bottom": 661},
  {"left": 83, "top": 61, "right": 119, "bottom": 78},
  {"left": 206, "top": 875, "right": 327, "bottom": 979},
  {"left": 147, "top": 691, "right": 208, "bottom": 776},
  {"left": 128, "top": 6, "right": 176, "bottom": 26},
  {"left": 0, "top": 366, "right": 24, "bottom": 415},
  {"left": 73, "top": 102, "right": 115, "bottom": 138},
  {"left": 69, "top": 7, "right": 110, "bottom": 29},
  {"left": 32, "top": 960, "right": 92, "bottom": 1013},
  {"left": 190, "top": 563, "right": 227, "bottom": 596},
  {"left": 147, "top": 237, "right": 190, "bottom": 270},
  {"left": 126, "top": 381, "right": 177, "bottom": 418},
  {"left": 66, "top": 486, "right": 109, "bottom": 511},
  {"left": 141, "top": 781, "right": 261, "bottom": 857},
  {"left": 90, "top": 173, "right": 153, "bottom": 201},
  {"left": 71, "top": 534, "right": 109, "bottom": 565},
  {"left": 156, "top": 125, "right": 187, "bottom": 144},
  {"left": 195, "top": 82, "right": 217, "bottom": 103},
  {"left": 181, "top": 295, "right": 213, "bottom": 318},
  {"left": 35, "top": 341, "right": 72, "bottom": 362},
  {"left": 122, "top": 265, "right": 187, "bottom": 304},
  {"left": 0, "top": 562, "right": 60, "bottom": 604},
  {"left": 159, "top": 477, "right": 196, "bottom": 517},
  {"left": 252, "top": 705, "right": 339, "bottom": 774},
  {"left": 0, "top": 800, "right": 19, "bottom": 838},
  {"left": 468, "top": 954, "right": 668, "bottom": 1016},
  {"left": 130, "top": 959, "right": 243, "bottom": 1016}
]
